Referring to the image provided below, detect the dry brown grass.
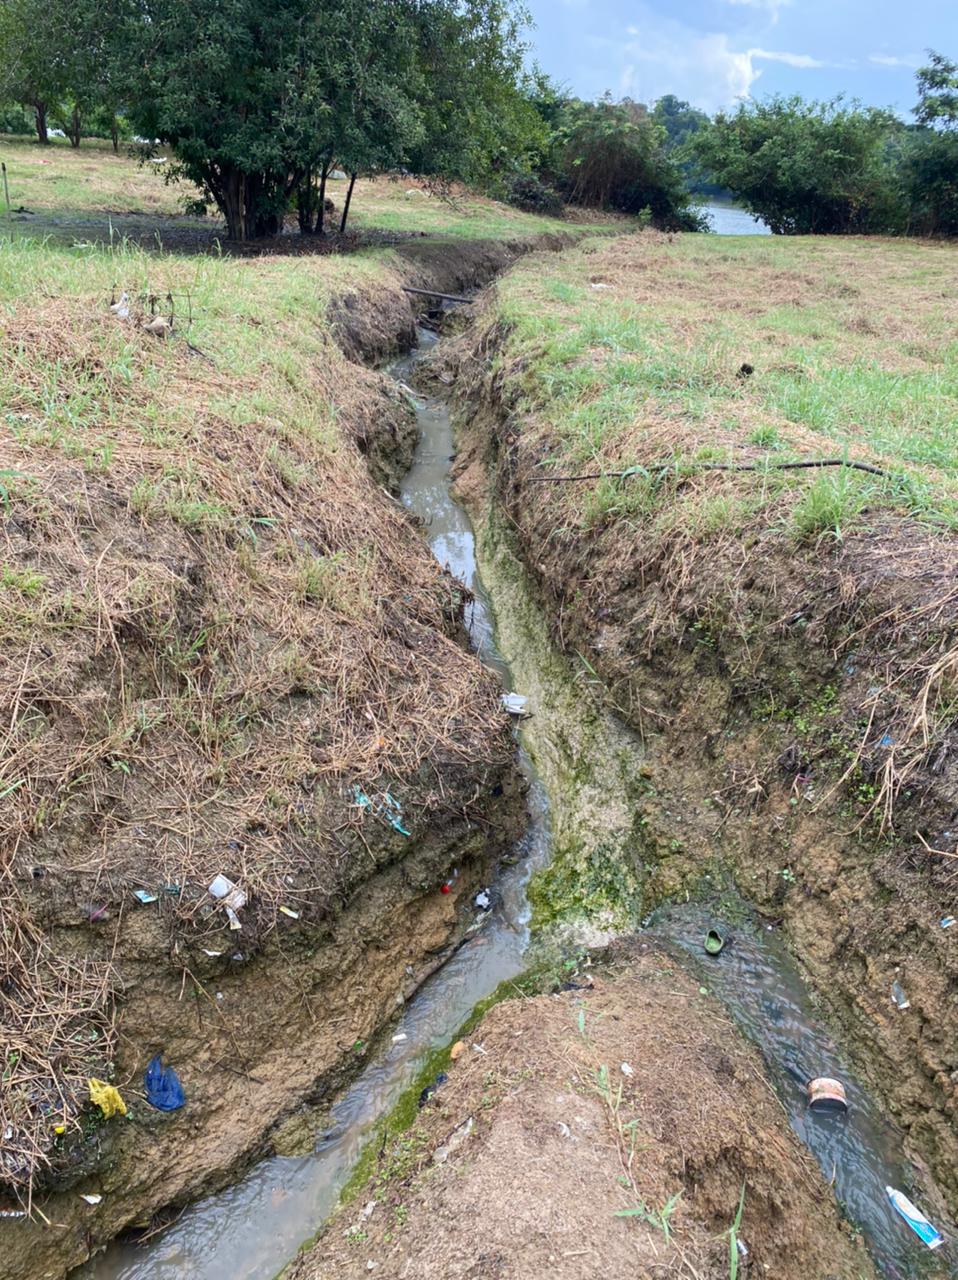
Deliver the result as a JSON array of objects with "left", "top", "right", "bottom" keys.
[{"left": 0, "top": 265, "right": 508, "bottom": 1197}]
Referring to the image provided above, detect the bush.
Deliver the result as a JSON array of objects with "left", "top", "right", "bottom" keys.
[
  {"left": 503, "top": 173, "right": 564, "bottom": 217},
  {"left": 901, "top": 129, "right": 958, "bottom": 236},
  {"left": 0, "top": 103, "right": 34, "bottom": 135},
  {"left": 548, "top": 97, "right": 707, "bottom": 231}
]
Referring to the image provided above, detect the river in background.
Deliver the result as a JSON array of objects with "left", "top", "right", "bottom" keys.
[{"left": 703, "top": 202, "right": 772, "bottom": 235}]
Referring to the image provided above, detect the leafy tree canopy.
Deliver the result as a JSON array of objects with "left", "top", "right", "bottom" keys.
[
  {"left": 915, "top": 50, "right": 958, "bottom": 129},
  {"left": 101, "top": 0, "right": 540, "bottom": 240},
  {"left": 691, "top": 95, "right": 907, "bottom": 235}
]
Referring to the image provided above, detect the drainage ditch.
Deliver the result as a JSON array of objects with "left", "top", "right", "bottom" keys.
[{"left": 75, "top": 315, "right": 955, "bottom": 1280}]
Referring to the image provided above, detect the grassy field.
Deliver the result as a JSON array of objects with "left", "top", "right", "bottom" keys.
[
  {"left": 492, "top": 232, "right": 958, "bottom": 531},
  {"left": 0, "top": 134, "right": 569, "bottom": 243}
]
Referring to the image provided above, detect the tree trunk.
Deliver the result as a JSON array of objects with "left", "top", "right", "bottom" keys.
[
  {"left": 316, "top": 161, "right": 331, "bottom": 235},
  {"left": 34, "top": 100, "right": 48, "bottom": 145},
  {"left": 221, "top": 168, "right": 247, "bottom": 241},
  {"left": 340, "top": 172, "right": 357, "bottom": 234},
  {"left": 68, "top": 105, "right": 81, "bottom": 149},
  {"left": 298, "top": 168, "right": 315, "bottom": 234},
  {"left": 111, "top": 116, "right": 119, "bottom": 153}
]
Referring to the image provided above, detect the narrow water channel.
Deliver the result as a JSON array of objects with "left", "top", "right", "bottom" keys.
[
  {"left": 75, "top": 323, "right": 953, "bottom": 1280},
  {"left": 74, "top": 327, "right": 552, "bottom": 1280},
  {"left": 652, "top": 905, "right": 957, "bottom": 1280}
]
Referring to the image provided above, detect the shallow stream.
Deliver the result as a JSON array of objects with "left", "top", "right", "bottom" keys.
[
  {"left": 75, "top": 328, "right": 552, "bottom": 1280},
  {"left": 76, "top": 325, "right": 953, "bottom": 1280},
  {"left": 652, "top": 905, "right": 956, "bottom": 1279}
]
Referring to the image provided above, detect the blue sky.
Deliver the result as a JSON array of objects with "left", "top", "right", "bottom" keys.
[{"left": 523, "top": 0, "right": 957, "bottom": 116}]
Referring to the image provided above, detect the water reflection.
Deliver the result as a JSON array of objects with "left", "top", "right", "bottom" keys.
[{"left": 703, "top": 202, "right": 772, "bottom": 236}]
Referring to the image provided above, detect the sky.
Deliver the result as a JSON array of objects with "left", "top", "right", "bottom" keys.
[{"left": 523, "top": 0, "right": 958, "bottom": 116}]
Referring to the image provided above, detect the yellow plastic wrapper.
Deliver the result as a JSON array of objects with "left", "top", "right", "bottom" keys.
[{"left": 88, "top": 1078, "right": 127, "bottom": 1119}]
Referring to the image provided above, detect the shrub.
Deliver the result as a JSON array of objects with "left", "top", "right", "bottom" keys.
[
  {"left": 692, "top": 96, "right": 908, "bottom": 235},
  {"left": 503, "top": 173, "right": 564, "bottom": 218},
  {"left": 0, "top": 102, "right": 34, "bottom": 135},
  {"left": 549, "top": 97, "right": 707, "bottom": 231}
]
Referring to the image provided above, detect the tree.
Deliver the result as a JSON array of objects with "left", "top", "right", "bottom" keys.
[
  {"left": 291, "top": 0, "right": 424, "bottom": 236},
  {"left": 105, "top": 0, "right": 539, "bottom": 242},
  {"left": 0, "top": 0, "right": 68, "bottom": 143},
  {"left": 651, "top": 94, "right": 724, "bottom": 198},
  {"left": 547, "top": 96, "right": 705, "bottom": 230},
  {"left": 915, "top": 50, "right": 958, "bottom": 129},
  {"left": 0, "top": 0, "right": 113, "bottom": 147},
  {"left": 405, "top": 0, "right": 546, "bottom": 190},
  {"left": 652, "top": 95, "right": 709, "bottom": 152},
  {"left": 691, "top": 96, "right": 907, "bottom": 234},
  {"left": 903, "top": 51, "right": 958, "bottom": 235}
]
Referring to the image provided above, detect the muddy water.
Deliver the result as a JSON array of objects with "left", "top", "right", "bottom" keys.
[
  {"left": 653, "top": 905, "right": 957, "bottom": 1279},
  {"left": 76, "top": 326, "right": 953, "bottom": 1280}
]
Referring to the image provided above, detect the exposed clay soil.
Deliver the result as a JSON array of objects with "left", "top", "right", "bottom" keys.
[
  {"left": 288, "top": 944, "right": 876, "bottom": 1280},
  {"left": 447, "top": 236, "right": 958, "bottom": 1214}
]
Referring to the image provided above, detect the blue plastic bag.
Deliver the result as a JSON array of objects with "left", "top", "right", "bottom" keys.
[{"left": 144, "top": 1054, "right": 186, "bottom": 1111}]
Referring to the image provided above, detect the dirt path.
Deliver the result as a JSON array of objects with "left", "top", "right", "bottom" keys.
[{"left": 289, "top": 944, "right": 876, "bottom": 1280}]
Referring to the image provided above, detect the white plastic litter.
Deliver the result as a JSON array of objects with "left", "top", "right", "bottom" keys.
[
  {"left": 433, "top": 1116, "right": 474, "bottom": 1164},
  {"left": 279, "top": 905, "right": 300, "bottom": 919},
  {"left": 620, "top": 1063, "right": 634, "bottom": 1077},
  {"left": 891, "top": 980, "right": 910, "bottom": 1011},
  {"left": 475, "top": 890, "right": 492, "bottom": 911},
  {"left": 80, "top": 1194, "right": 102, "bottom": 1206},
  {"left": 501, "top": 693, "right": 529, "bottom": 716},
  {"left": 208, "top": 874, "right": 247, "bottom": 930}
]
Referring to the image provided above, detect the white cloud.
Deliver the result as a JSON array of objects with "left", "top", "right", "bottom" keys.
[
  {"left": 620, "top": 26, "right": 824, "bottom": 112},
  {"left": 869, "top": 54, "right": 922, "bottom": 69},
  {"left": 750, "top": 47, "right": 824, "bottom": 69}
]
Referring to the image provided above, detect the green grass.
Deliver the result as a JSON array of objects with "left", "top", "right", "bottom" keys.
[
  {"left": 491, "top": 232, "right": 958, "bottom": 530},
  {"left": 0, "top": 135, "right": 187, "bottom": 215},
  {"left": 0, "top": 133, "right": 580, "bottom": 244}
]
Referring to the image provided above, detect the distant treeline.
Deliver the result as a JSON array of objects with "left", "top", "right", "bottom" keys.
[
  {"left": 514, "top": 55, "right": 958, "bottom": 238},
  {"left": 0, "top": 0, "right": 954, "bottom": 239},
  {"left": 689, "top": 54, "right": 958, "bottom": 237}
]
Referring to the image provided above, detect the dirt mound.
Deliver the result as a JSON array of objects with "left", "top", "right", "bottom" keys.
[{"left": 289, "top": 943, "right": 875, "bottom": 1280}]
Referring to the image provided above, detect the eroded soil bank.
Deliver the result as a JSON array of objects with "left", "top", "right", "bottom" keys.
[
  {"left": 444, "top": 233, "right": 958, "bottom": 1219},
  {"left": 0, "top": 235, "right": 564, "bottom": 1280},
  {"left": 286, "top": 943, "right": 878, "bottom": 1280}
]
